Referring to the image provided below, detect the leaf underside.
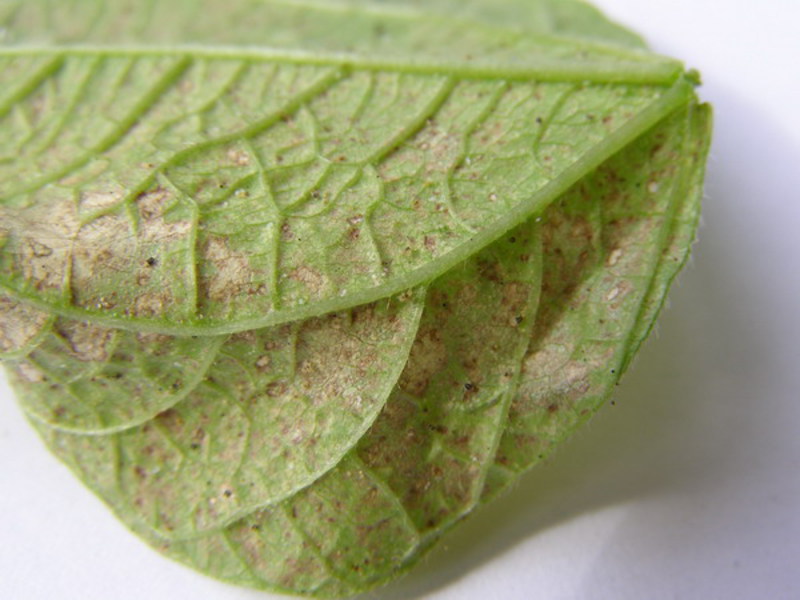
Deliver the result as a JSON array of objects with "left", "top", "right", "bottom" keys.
[{"left": 0, "top": 0, "right": 712, "bottom": 597}]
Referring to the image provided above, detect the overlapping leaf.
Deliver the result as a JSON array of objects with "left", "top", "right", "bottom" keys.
[
  {"left": 0, "top": 0, "right": 711, "bottom": 598},
  {"left": 19, "top": 293, "right": 424, "bottom": 537}
]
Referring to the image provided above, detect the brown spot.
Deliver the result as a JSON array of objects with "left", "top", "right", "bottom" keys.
[
  {"left": 477, "top": 259, "right": 503, "bottom": 283},
  {"left": 134, "top": 292, "right": 168, "bottom": 317},
  {"left": 347, "top": 214, "right": 364, "bottom": 226},
  {"left": 135, "top": 331, "right": 172, "bottom": 348},
  {"left": 154, "top": 408, "right": 184, "bottom": 433},
  {"left": 281, "top": 222, "right": 295, "bottom": 240},
  {"left": 501, "top": 281, "right": 529, "bottom": 315},
  {"left": 15, "top": 361, "right": 46, "bottom": 383},
  {"left": 80, "top": 189, "right": 123, "bottom": 213},
  {"left": 226, "top": 148, "right": 250, "bottom": 166},
  {"left": 200, "top": 235, "right": 262, "bottom": 304},
  {"left": 399, "top": 326, "right": 448, "bottom": 397},
  {"left": 0, "top": 297, "right": 50, "bottom": 354},
  {"left": 266, "top": 381, "right": 288, "bottom": 397},
  {"left": 288, "top": 266, "right": 327, "bottom": 297},
  {"left": 136, "top": 187, "right": 170, "bottom": 221},
  {"left": 55, "top": 320, "right": 115, "bottom": 362},
  {"left": 6, "top": 199, "right": 80, "bottom": 291}
]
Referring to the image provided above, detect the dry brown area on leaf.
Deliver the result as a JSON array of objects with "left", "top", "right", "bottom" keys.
[
  {"left": 398, "top": 325, "right": 447, "bottom": 397},
  {"left": 3, "top": 199, "right": 80, "bottom": 292},
  {"left": 54, "top": 319, "right": 115, "bottom": 362},
  {"left": 0, "top": 296, "right": 50, "bottom": 354},
  {"left": 135, "top": 187, "right": 193, "bottom": 241},
  {"left": 288, "top": 265, "right": 329, "bottom": 299},
  {"left": 199, "top": 235, "right": 264, "bottom": 303},
  {"left": 294, "top": 302, "right": 404, "bottom": 413},
  {"left": 14, "top": 361, "right": 46, "bottom": 383},
  {"left": 71, "top": 212, "right": 132, "bottom": 310}
]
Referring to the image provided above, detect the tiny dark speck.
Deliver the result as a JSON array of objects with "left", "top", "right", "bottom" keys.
[
  {"left": 514, "top": 315, "right": 523, "bottom": 325},
  {"left": 146, "top": 257, "right": 157, "bottom": 267},
  {"left": 464, "top": 382, "right": 474, "bottom": 391}
]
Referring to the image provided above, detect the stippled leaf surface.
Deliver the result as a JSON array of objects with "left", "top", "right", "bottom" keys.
[
  {"left": 0, "top": 294, "right": 51, "bottom": 357},
  {"left": 0, "top": 0, "right": 690, "bottom": 335},
  {"left": 485, "top": 102, "right": 711, "bottom": 498},
  {"left": 0, "top": 0, "right": 711, "bottom": 597},
  {"left": 8, "top": 318, "right": 226, "bottom": 433},
  {"left": 32, "top": 214, "right": 544, "bottom": 596},
  {"left": 20, "top": 292, "right": 424, "bottom": 537}
]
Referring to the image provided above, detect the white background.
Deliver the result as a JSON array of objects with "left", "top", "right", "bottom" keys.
[{"left": 2, "top": 1, "right": 799, "bottom": 599}]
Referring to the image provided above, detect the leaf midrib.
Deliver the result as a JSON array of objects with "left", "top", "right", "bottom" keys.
[{"left": 0, "top": 44, "right": 683, "bottom": 85}]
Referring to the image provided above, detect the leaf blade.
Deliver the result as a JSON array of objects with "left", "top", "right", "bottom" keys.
[
  {"left": 0, "top": 1, "right": 711, "bottom": 597},
  {"left": 0, "top": 51, "right": 693, "bottom": 334}
]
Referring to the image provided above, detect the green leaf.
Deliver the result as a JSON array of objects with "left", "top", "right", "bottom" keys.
[
  {"left": 0, "top": 0, "right": 688, "bottom": 334},
  {"left": 0, "top": 0, "right": 712, "bottom": 597},
  {"left": 31, "top": 214, "right": 543, "bottom": 594},
  {"left": 19, "top": 292, "right": 424, "bottom": 537},
  {"left": 487, "top": 101, "right": 711, "bottom": 494},
  {"left": 8, "top": 318, "right": 226, "bottom": 433}
]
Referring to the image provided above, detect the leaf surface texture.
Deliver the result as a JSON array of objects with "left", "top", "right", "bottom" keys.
[{"left": 0, "top": 0, "right": 712, "bottom": 597}]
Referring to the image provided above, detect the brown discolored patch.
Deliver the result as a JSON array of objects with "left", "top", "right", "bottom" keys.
[
  {"left": 14, "top": 361, "right": 46, "bottom": 383},
  {"left": 10, "top": 199, "right": 80, "bottom": 291},
  {"left": 153, "top": 408, "right": 185, "bottom": 435},
  {"left": 134, "top": 291, "right": 171, "bottom": 317},
  {"left": 134, "top": 331, "right": 173, "bottom": 347},
  {"left": 476, "top": 259, "right": 504, "bottom": 283},
  {"left": 0, "top": 296, "right": 50, "bottom": 354},
  {"left": 136, "top": 187, "right": 170, "bottom": 221},
  {"left": 500, "top": 281, "right": 530, "bottom": 323},
  {"left": 605, "top": 280, "right": 633, "bottom": 308},
  {"left": 55, "top": 320, "right": 115, "bottom": 362},
  {"left": 398, "top": 326, "right": 448, "bottom": 397},
  {"left": 71, "top": 212, "right": 133, "bottom": 297},
  {"left": 606, "top": 247, "right": 624, "bottom": 267},
  {"left": 266, "top": 381, "right": 289, "bottom": 397},
  {"left": 281, "top": 222, "right": 295, "bottom": 240},
  {"left": 255, "top": 355, "right": 272, "bottom": 372},
  {"left": 291, "top": 302, "right": 404, "bottom": 409},
  {"left": 135, "top": 188, "right": 192, "bottom": 244},
  {"left": 288, "top": 266, "right": 328, "bottom": 298},
  {"left": 79, "top": 189, "right": 124, "bottom": 213},
  {"left": 227, "top": 148, "right": 251, "bottom": 167},
  {"left": 199, "top": 235, "right": 261, "bottom": 303}
]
